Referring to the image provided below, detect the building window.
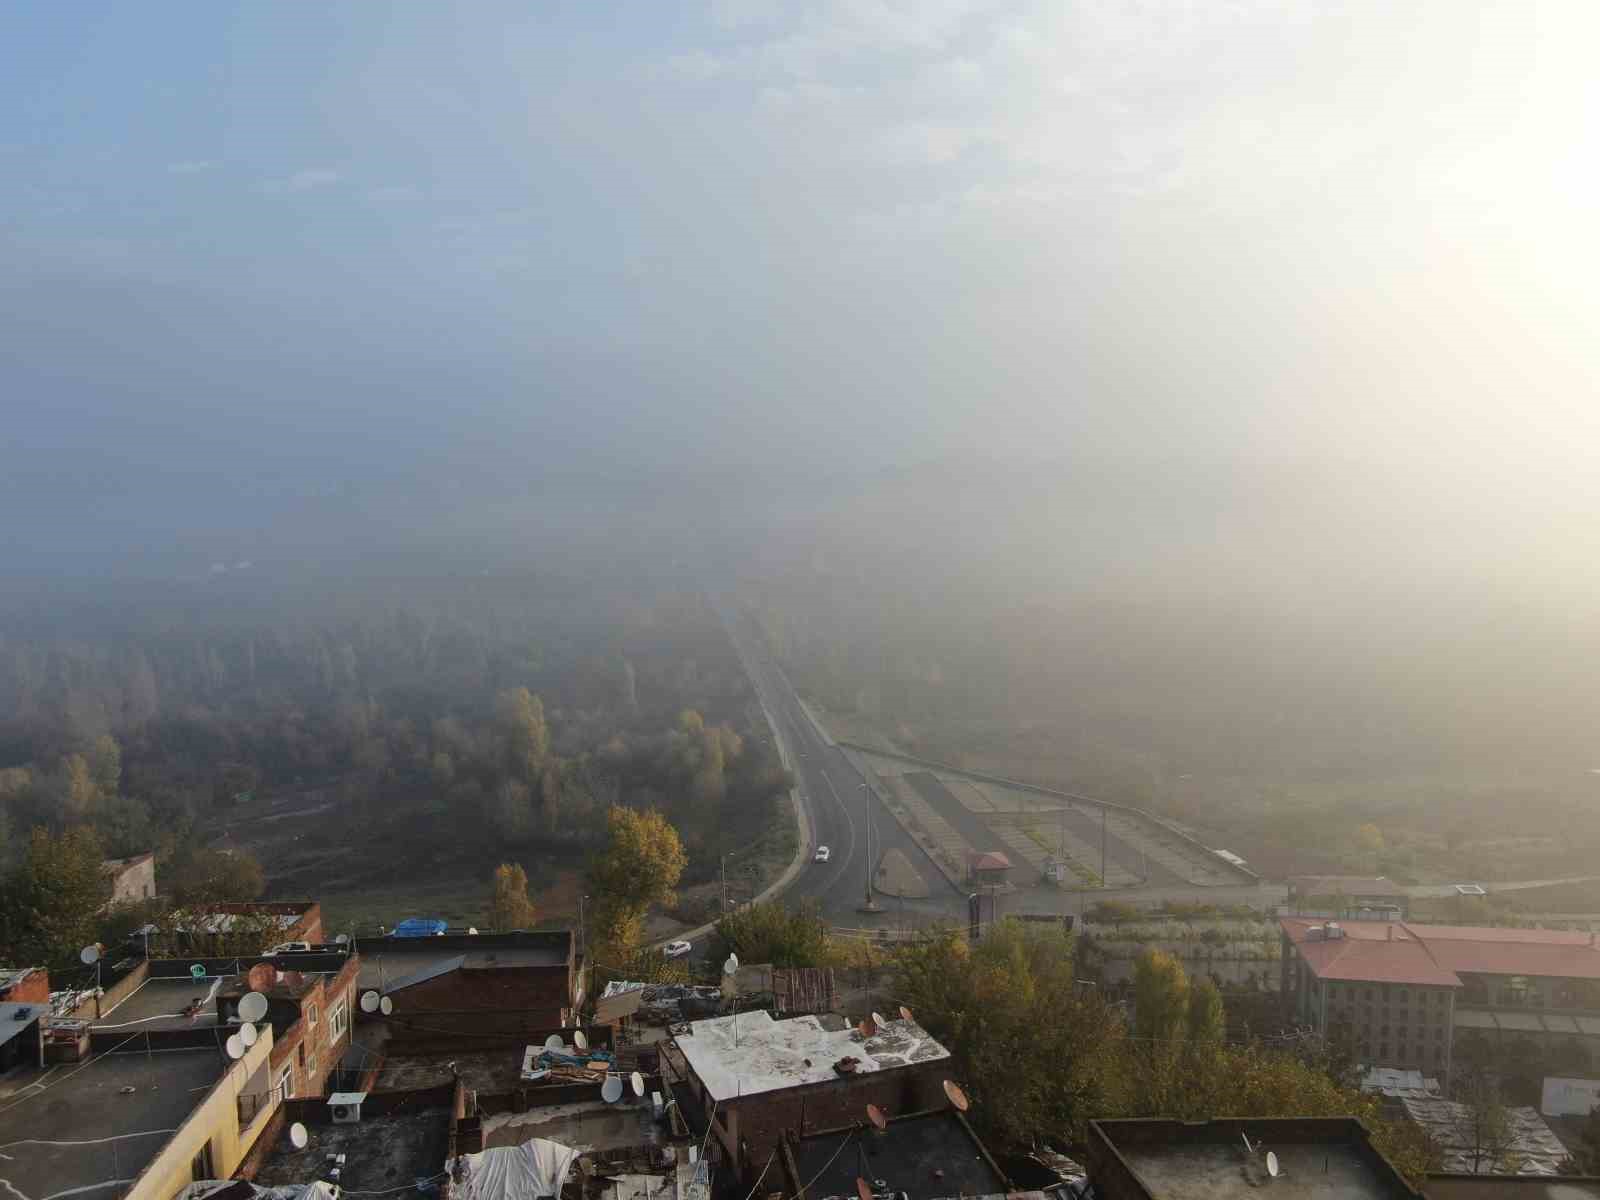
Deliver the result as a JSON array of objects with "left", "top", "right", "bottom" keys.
[
  {"left": 298, "top": 1044, "right": 305, "bottom": 1068},
  {"left": 191, "top": 1140, "right": 215, "bottom": 1182},
  {"left": 306, "top": 1054, "right": 317, "bottom": 1078},
  {"left": 277, "top": 1064, "right": 294, "bottom": 1099},
  {"left": 330, "top": 999, "right": 348, "bottom": 1041},
  {"left": 307, "top": 1003, "right": 318, "bottom": 1029}
]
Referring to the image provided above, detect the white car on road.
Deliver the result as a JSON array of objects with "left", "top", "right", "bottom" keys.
[
  {"left": 662, "top": 940, "right": 693, "bottom": 959},
  {"left": 813, "top": 846, "right": 831, "bottom": 863}
]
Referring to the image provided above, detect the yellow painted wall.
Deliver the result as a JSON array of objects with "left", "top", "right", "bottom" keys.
[{"left": 127, "top": 1027, "right": 280, "bottom": 1200}]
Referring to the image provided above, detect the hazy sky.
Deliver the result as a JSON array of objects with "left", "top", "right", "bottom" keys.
[{"left": 4, "top": 1, "right": 1599, "bottom": 561}]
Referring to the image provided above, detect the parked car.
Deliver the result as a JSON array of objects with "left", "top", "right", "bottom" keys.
[
  {"left": 814, "top": 846, "right": 831, "bottom": 863},
  {"left": 663, "top": 940, "right": 693, "bottom": 959}
]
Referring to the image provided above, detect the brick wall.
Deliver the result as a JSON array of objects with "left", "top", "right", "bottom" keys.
[
  {"left": 387, "top": 964, "right": 570, "bottom": 1034},
  {"left": 0, "top": 969, "right": 50, "bottom": 1006},
  {"left": 263, "top": 958, "right": 359, "bottom": 1100},
  {"left": 706, "top": 1062, "right": 949, "bottom": 1169}
]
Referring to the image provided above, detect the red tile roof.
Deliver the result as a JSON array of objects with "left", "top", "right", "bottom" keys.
[
  {"left": 970, "top": 851, "right": 1012, "bottom": 871},
  {"left": 1281, "top": 918, "right": 1600, "bottom": 987}
]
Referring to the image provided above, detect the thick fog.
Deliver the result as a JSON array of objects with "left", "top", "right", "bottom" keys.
[{"left": 4, "top": 0, "right": 1599, "bottom": 756}]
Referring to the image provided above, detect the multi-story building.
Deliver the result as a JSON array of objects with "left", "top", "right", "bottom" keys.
[
  {"left": 1280, "top": 917, "right": 1600, "bottom": 1085},
  {"left": 102, "top": 851, "right": 157, "bottom": 906}
]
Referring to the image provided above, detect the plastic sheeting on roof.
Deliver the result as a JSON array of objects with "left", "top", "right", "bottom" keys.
[
  {"left": 450, "top": 1138, "right": 579, "bottom": 1200},
  {"left": 393, "top": 918, "right": 449, "bottom": 938}
]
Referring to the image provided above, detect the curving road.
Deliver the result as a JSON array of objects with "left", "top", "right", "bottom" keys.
[{"left": 720, "top": 605, "right": 957, "bottom": 926}]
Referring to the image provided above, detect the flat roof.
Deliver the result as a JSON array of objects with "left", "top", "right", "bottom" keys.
[
  {"left": 0, "top": 1003, "right": 43, "bottom": 1051},
  {"left": 252, "top": 1106, "right": 451, "bottom": 1199},
  {"left": 676, "top": 1012, "right": 948, "bottom": 1103},
  {"left": 0, "top": 1048, "right": 223, "bottom": 1200},
  {"left": 356, "top": 936, "right": 569, "bottom": 993},
  {"left": 790, "top": 1112, "right": 1004, "bottom": 1200},
  {"left": 1094, "top": 1119, "right": 1419, "bottom": 1200},
  {"left": 1282, "top": 918, "right": 1600, "bottom": 986},
  {"left": 479, "top": 1095, "right": 663, "bottom": 1152},
  {"left": 96, "top": 977, "right": 228, "bottom": 1032},
  {"left": 1401, "top": 1099, "right": 1570, "bottom": 1174},
  {"left": 371, "top": 1049, "right": 529, "bottom": 1095}
]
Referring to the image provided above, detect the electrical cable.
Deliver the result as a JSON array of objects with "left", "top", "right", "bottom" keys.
[
  {"left": 737, "top": 1152, "right": 777, "bottom": 1200},
  {"left": 793, "top": 1129, "right": 857, "bottom": 1200},
  {"left": 0, "top": 1032, "right": 149, "bottom": 1118}
]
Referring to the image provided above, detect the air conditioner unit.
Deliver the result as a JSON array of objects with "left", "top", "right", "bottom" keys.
[{"left": 329, "top": 1092, "right": 367, "bottom": 1124}]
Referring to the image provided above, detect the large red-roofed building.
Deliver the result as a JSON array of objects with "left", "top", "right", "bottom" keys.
[{"left": 1280, "top": 917, "right": 1600, "bottom": 1086}]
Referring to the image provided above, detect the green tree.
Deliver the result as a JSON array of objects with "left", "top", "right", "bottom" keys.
[
  {"left": 1133, "top": 948, "right": 1190, "bottom": 1040},
  {"left": 1186, "top": 976, "right": 1224, "bottom": 1044},
  {"left": 0, "top": 826, "right": 108, "bottom": 970},
  {"left": 165, "top": 845, "right": 266, "bottom": 906},
  {"left": 488, "top": 862, "right": 538, "bottom": 931},
  {"left": 63, "top": 755, "right": 97, "bottom": 818},
  {"left": 88, "top": 735, "right": 122, "bottom": 799},
  {"left": 893, "top": 920, "right": 1123, "bottom": 1148},
  {"left": 716, "top": 900, "right": 833, "bottom": 967},
  {"left": 586, "top": 806, "right": 686, "bottom": 962},
  {"left": 496, "top": 687, "right": 549, "bottom": 782},
  {"left": 1356, "top": 822, "right": 1385, "bottom": 854}
]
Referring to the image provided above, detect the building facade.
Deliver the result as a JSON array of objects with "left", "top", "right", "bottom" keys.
[
  {"left": 102, "top": 852, "right": 157, "bottom": 906},
  {"left": 1281, "top": 917, "right": 1600, "bottom": 1085}
]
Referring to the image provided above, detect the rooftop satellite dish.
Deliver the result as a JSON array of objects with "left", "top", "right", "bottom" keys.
[
  {"left": 79, "top": 943, "right": 102, "bottom": 965},
  {"left": 379, "top": 996, "right": 393, "bottom": 1016},
  {"left": 727, "top": 952, "right": 739, "bottom": 970},
  {"left": 225, "top": 1034, "right": 245, "bottom": 1059},
  {"left": 360, "top": 990, "right": 380, "bottom": 1013},
  {"left": 898, "top": 1006, "right": 913, "bottom": 1022},
  {"left": 866, "top": 1103, "right": 887, "bottom": 1131},
  {"left": 723, "top": 955, "right": 738, "bottom": 977},
  {"left": 573, "top": 1030, "right": 589, "bottom": 1051},
  {"left": 335, "top": 933, "right": 349, "bottom": 945},
  {"left": 871, "top": 1011, "right": 887, "bottom": 1028},
  {"left": 238, "top": 992, "right": 269, "bottom": 1023},
  {"left": 247, "top": 963, "right": 275, "bottom": 992},
  {"left": 289, "top": 1122, "right": 309, "bottom": 1150},
  {"left": 240, "top": 1023, "right": 258, "bottom": 1047},
  {"left": 601, "top": 1075, "right": 624, "bottom": 1103},
  {"left": 631, "top": 1071, "right": 645, "bottom": 1098},
  {"left": 856, "top": 1178, "right": 873, "bottom": 1200},
  {"left": 942, "top": 1080, "right": 970, "bottom": 1113},
  {"left": 544, "top": 1034, "right": 563, "bottom": 1052},
  {"left": 1266, "top": 1151, "right": 1280, "bottom": 1179}
]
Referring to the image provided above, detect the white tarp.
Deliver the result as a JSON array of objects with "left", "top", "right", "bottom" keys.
[
  {"left": 450, "top": 1138, "right": 579, "bottom": 1200},
  {"left": 1543, "top": 1075, "right": 1600, "bottom": 1117}
]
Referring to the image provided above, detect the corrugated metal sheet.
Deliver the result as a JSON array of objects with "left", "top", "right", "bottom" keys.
[{"left": 771, "top": 967, "right": 836, "bottom": 1015}]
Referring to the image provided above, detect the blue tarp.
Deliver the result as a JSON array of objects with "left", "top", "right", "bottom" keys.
[{"left": 392, "top": 917, "right": 448, "bottom": 938}]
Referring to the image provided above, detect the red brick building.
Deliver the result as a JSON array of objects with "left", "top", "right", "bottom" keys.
[
  {"left": 219, "top": 955, "right": 359, "bottom": 1102},
  {"left": 356, "top": 932, "right": 575, "bottom": 1043},
  {"left": 0, "top": 968, "right": 49, "bottom": 1006}
]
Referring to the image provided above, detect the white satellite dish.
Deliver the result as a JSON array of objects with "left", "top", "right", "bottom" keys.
[
  {"left": 722, "top": 956, "right": 738, "bottom": 977},
  {"left": 335, "top": 933, "right": 349, "bottom": 945},
  {"left": 289, "top": 1122, "right": 309, "bottom": 1150},
  {"left": 871, "top": 1011, "right": 887, "bottom": 1028},
  {"left": 726, "top": 952, "right": 739, "bottom": 970},
  {"left": 240, "top": 1023, "right": 259, "bottom": 1047},
  {"left": 631, "top": 1071, "right": 645, "bottom": 1097},
  {"left": 80, "top": 943, "right": 102, "bottom": 965},
  {"left": 360, "top": 990, "right": 380, "bottom": 1013},
  {"left": 544, "top": 1034, "right": 563, "bottom": 1052},
  {"left": 379, "top": 996, "right": 393, "bottom": 1016},
  {"left": 239, "top": 992, "right": 269, "bottom": 1023},
  {"left": 573, "top": 1030, "right": 589, "bottom": 1051},
  {"left": 1266, "top": 1151, "right": 1280, "bottom": 1179},
  {"left": 601, "top": 1075, "right": 624, "bottom": 1103},
  {"left": 225, "top": 1034, "right": 245, "bottom": 1059}
]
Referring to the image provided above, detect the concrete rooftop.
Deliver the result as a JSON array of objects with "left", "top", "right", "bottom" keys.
[
  {"left": 252, "top": 1106, "right": 452, "bottom": 1200},
  {"left": 792, "top": 1112, "right": 1004, "bottom": 1200},
  {"left": 96, "top": 977, "right": 227, "bottom": 1032},
  {"left": 675, "top": 1012, "right": 948, "bottom": 1102},
  {"left": 0, "top": 1048, "right": 223, "bottom": 1200},
  {"left": 480, "top": 1096, "right": 664, "bottom": 1154},
  {"left": 1117, "top": 1141, "right": 1401, "bottom": 1200}
]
